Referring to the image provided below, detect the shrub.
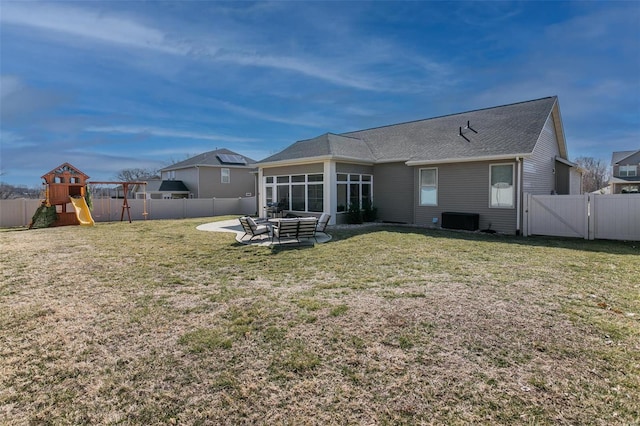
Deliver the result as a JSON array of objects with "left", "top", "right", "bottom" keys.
[
  {"left": 347, "top": 202, "right": 363, "bottom": 224},
  {"left": 362, "top": 199, "right": 378, "bottom": 222}
]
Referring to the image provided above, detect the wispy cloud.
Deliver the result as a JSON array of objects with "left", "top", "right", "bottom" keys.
[
  {"left": 1, "top": 2, "right": 184, "bottom": 55},
  {"left": 210, "top": 100, "right": 326, "bottom": 128},
  {"left": 85, "top": 125, "right": 260, "bottom": 143},
  {"left": 1, "top": 2, "right": 445, "bottom": 94}
]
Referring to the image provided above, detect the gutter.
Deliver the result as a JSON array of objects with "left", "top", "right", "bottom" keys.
[
  {"left": 258, "top": 155, "right": 375, "bottom": 168},
  {"left": 406, "top": 153, "right": 531, "bottom": 166}
]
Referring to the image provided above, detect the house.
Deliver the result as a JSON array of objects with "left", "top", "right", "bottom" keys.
[
  {"left": 609, "top": 149, "right": 640, "bottom": 194},
  {"left": 257, "top": 96, "right": 581, "bottom": 235},
  {"left": 160, "top": 148, "right": 257, "bottom": 199},
  {"left": 132, "top": 179, "right": 191, "bottom": 199}
]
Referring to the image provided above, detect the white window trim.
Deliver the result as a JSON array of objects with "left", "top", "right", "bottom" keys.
[
  {"left": 264, "top": 173, "right": 325, "bottom": 213},
  {"left": 419, "top": 168, "right": 438, "bottom": 206},
  {"left": 489, "top": 163, "right": 515, "bottom": 209},
  {"left": 221, "top": 168, "right": 230, "bottom": 184},
  {"left": 619, "top": 165, "right": 638, "bottom": 177},
  {"left": 336, "top": 173, "right": 373, "bottom": 211}
]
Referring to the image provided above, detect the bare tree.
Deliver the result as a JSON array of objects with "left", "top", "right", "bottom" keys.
[
  {"left": 113, "top": 168, "right": 159, "bottom": 182},
  {"left": 574, "top": 156, "right": 609, "bottom": 193},
  {"left": 0, "top": 182, "right": 41, "bottom": 199}
]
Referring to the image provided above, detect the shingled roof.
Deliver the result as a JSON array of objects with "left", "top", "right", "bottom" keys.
[
  {"left": 162, "top": 148, "right": 256, "bottom": 171},
  {"left": 260, "top": 96, "right": 561, "bottom": 165},
  {"left": 611, "top": 149, "right": 640, "bottom": 165}
]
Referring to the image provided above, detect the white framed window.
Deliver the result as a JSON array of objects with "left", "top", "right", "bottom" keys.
[
  {"left": 619, "top": 165, "right": 638, "bottom": 177},
  {"left": 264, "top": 173, "right": 324, "bottom": 212},
  {"left": 419, "top": 168, "right": 437, "bottom": 206},
  {"left": 490, "top": 163, "right": 515, "bottom": 208},
  {"left": 221, "top": 168, "right": 230, "bottom": 184},
  {"left": 336, "top": 173, "right": 373, "bottom": 212}
]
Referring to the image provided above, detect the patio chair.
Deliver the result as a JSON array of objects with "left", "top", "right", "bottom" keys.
[
  {"left": 271, "top": 218, "right": 299, "bottom": 244},
  {"left": 316, "top": 213, "right": 331, "bottom": 235},
  {"left": 239, "top": 216, "right": 270, "bottom": 241},
  {"left": 297, "top": 217, "right": 318, "bottom": 243}
]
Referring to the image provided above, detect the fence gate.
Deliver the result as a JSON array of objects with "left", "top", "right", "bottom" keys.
[
  {"left": 524, "top": 193, "right": 640, "bottom": 241},
  {"left": 523, "top": 194, "right": 589, "bottom": 239}
]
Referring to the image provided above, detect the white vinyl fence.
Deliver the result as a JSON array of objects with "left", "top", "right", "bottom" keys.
[
  {"left": 0, "top": 197, "right": 257, "bottom": 228},
  {"left": 523, "top": 193, "right": 640, "bottom": 241}
]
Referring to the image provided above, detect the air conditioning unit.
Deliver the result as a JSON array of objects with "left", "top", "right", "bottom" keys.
[{"left": 441, "top": 212, "right": 479, "bottom": 231}]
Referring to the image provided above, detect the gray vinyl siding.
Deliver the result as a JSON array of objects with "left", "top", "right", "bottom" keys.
[
  {"left": 336, "top": 163, "right": 374, "bottom": 175},
  {"left": 414, "top": 161, "right": 518, "bottom": 234},
  {"left": 173, "top": 168, "right": 199, "bottom": 197},
  {"left": 612, "top": 151, "right": 640, "bottom": 177},
  {"left": 373, "top": 162, "right": 414, "bottom": 223},
  {"left": 262, "top": 163, "right": 324, "bottom": 176},
  {"left": 197, "top": 167, "right": 256, "bottom": 198},
  {"left": 522, "top": 114, "right": 560, "bottom": 195}
]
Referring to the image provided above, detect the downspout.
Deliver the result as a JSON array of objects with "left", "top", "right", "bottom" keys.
[{"left": 516, "top": 157, "right": 522, "bottom": 235}]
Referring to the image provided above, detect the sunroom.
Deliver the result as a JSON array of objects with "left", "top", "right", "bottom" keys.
[{"left": 258, "top": 160, "right": 373, "bottom": 225}]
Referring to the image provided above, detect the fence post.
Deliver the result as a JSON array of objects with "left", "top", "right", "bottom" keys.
[{"left": 587, "top": 194, "right": 595, "bottom": 240}]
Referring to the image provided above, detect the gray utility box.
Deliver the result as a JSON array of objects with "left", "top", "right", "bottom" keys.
[{"left": 441, "top": 212, "right": 479, "bottom": 231}]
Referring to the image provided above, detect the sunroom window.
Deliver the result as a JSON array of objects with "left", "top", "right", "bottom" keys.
[
  {"left": 337, "top": 173, "right": 372, "bottom": 212},
  {"left": 265, "top": 173, "right": 324, "bottom": 212}
]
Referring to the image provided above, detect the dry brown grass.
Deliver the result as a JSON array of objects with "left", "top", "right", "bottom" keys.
[{"left": 1, "top": 218, "right": 638, "bottom": 425}]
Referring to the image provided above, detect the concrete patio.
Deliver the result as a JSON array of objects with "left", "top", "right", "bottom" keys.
[{"left": 196, "top": 218, "right": 332, "bottom": 246}]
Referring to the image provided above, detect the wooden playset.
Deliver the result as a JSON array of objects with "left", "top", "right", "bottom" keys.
[{"left": 30, "top": 162, "right": 147, "bottom": 228}]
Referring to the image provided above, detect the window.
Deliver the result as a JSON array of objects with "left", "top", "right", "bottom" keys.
[
  {"left": 419, "top": 168, "right": 437, "bottom": 206},
  {"left": 291, "top": 185, "right": 305, "bottom": 211},
  {"left": 307, "top": 184, "right": 323, "bottom": 212},
  {"left": 221, "top": 168, "right": 230, "bottom": 184},
  {"left": 490, "top": 164, "right": 515, "bottom": 208},
  {"left": 337, "top": 173, "right": 372, "bottom": 211},
  {"left": 619, "top": 165, "right": 638, "bottom": 177},
  {"left": 265, "top": 173, "right": 324, "bottom": 212}
]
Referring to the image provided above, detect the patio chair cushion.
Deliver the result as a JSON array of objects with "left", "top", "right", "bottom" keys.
[
  {"left": 239, "top": 216, "right": 269, "bottom": 240},
  {"left": 316, "top": 213, "right": 331, "bottom": 233}
]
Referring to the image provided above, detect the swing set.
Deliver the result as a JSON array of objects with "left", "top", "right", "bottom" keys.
[{"left": 87, "top": 181, "right": 148, "bottom": 223}]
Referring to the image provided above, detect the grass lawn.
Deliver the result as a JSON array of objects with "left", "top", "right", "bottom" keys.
[{"left": 1, "top": 217, "right": 638, "bottom": 425}]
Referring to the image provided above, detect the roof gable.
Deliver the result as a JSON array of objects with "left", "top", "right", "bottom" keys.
[
  {"left": 41, "top": 162, "right": 90, "bottom": 180},
  {"left": 612, "top": 149, "right": 640, "bottom": 165}
]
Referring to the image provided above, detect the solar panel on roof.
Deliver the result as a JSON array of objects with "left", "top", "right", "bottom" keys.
[{"left": 217, "top": 154, "right": 247, "bottom": 165}]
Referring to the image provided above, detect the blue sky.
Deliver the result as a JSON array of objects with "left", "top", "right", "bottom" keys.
[{"left": 1, "top": 1, "right": 639, "bottom": 187}]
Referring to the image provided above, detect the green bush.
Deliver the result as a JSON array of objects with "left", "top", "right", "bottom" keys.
[
  {"left": 30, "top": 205, "right": 57, "bottom": 229},
  {"left": 362, "top": 199, "right": 378, "bottom": 222},
  {"left": 347, "top": 202, "right": 363, "bottom": 224}
]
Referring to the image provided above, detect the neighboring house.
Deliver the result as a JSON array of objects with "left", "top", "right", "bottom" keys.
[
  {"left": 160, "top": 149, "right": 257, "bottom": 199},
  {"left": 133, "top": 179, "right": 191, "bottom": 199},
  {"left": 257, "top": 96, "right": 581, "bottom": 234},
  {"left": 609, "top": 149, "right": 640, "bottom": 194}
]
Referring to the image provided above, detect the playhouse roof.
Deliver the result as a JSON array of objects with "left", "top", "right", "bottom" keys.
[{"left": 41, "top": 162, "right": 90, "bottom": 180}]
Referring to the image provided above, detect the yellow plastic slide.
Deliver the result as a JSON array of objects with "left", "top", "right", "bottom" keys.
[{"left": 69, "top": 196, "right": 95, "bottom": 226}]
